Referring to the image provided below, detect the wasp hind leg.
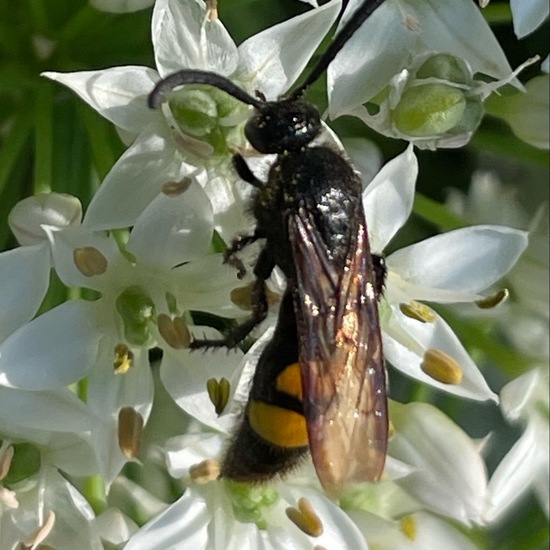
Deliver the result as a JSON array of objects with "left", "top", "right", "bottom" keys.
[
  {"left": 190, "top": 247, "right": 275, "bottom": 350},
  {"left": 372, "top": 254, "right": 387, "bottom": 299}
]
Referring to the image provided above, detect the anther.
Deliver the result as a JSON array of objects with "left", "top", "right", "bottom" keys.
[
  {"left": 421, "top": 348, "right": 463, "bottom": 384},
  {"left": 400, "top": 515, "right": 417, "bottom": 540},
  {"left": 189, "top": 459, "right": 220, "bottom": 484},
  {"left": 400, "top": 301, "right": 436, "bottom": 323},
  {"left": 118, "top": 407, "right": 144, "bottom": 459},
  {"left": 73, "top": 246, "right": 108, "bottom": 276},
  {"left": 113, "top": 343, "right": 134, "bottom": 373},
  {"left": 161, "top": 177, "right": 193, "bottom": 197},
  {"left": 206, "top": 377, "right": 231, "bottom": 415},
  {"left": 157, "top": 314, "right": 191, "bottom": 349},
  {"left": 475, "top": 289, "right": 509, "bottom": 309},
  {"left": 286, "top": 497, "right": 324, "bottom": 537}
]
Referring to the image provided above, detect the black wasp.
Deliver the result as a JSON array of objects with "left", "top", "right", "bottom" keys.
[{"left": 149, "top": 0, "right": 388, "bottom": 497}]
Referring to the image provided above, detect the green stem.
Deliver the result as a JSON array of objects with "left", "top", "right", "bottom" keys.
[{"left": 33, "top": 84, "right": 54, "bottom": 194}]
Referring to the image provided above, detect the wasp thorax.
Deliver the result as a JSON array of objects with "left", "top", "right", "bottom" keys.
[{"left": 245, "top": 99, "right": 321, "bottom": 154}]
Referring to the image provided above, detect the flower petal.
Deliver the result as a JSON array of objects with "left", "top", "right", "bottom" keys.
[
  {"left": 160, "top": 342, "right": 243, "bottom": 432},
  {"left": 390, "top": 401, "right": 488, "bottom": 525},
  {"left": 485, "top": 416, "right": 549, "bottom": 522},
  {"left": 0, "top": 244, "right": 50, "bottom": 342},
  {"left": 124, "top": 488, "right": 209, "bottom": 550},
  {"left": 46, "top": 226, "right": 121, "bottom": 290},
  {"left": 83, "top": 123, "right": 188, "bottom": 230},
  {"left": 152, "top": 0, "right": 238, "bottom": 77},
  {"left": 236, "top": 0, "right": 341, "bottom": 99},
  {"left": 328, "top": 0, "right": 514, "bottom": 117},
  {"left": 127, "top": 179, "right": 214, "bottom": 266},
  {"left": 43, "top": 67, "right": 159, "bottom": 134},
  {"left": 510, "top": 0, "right": 550, "bottom": 38},
  {"left": 386, "top": 225, "right": 529, "bottom": 297},
  {"left": 383, "top": 305, "right": 497, "bottom": 401},
  {"left": 363, "top": 144, "right": 417, "bottom": 253},
  {"left": 0, "top": 300, "right": 101, "bottom": 389}
]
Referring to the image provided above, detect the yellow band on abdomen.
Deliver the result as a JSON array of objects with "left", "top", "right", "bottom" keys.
[{"left": 248, "top": 400, "right": 308, "bottom": 448}]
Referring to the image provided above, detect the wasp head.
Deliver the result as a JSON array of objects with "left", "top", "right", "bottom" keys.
[{"left": 245, "top": 99, "right": 321, "bottom": 154}]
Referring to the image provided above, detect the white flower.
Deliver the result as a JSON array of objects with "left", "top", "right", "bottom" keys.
[
  {"left": 0, "top": 465, "right": 104, "bottom": 550},
  {"left": 0, "top": 183, "right": 244, "bottom": 482},
  {"left": 43, "top": 0, "right": 342, "bottom": 239},
  {"left": 363, "top": 146, "right": 528, "bottom": 400},
  {"left": 446, "top": 171, "right": 549, "bottom": 359},
  {"left": 485, "top": 367, "right": 550, "bottom": 521},
  {"left": 327, "top": 0, "right": 522, "bottom": 148},
  {"left": 388, "top": 402, "right": 488, "bottom": 525},
  {"left": 349, "top": 510, "right": 480, "bottom": 550}
]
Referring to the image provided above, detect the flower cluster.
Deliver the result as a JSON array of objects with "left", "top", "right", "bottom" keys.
[{"left": 0, "top": 0, "right": 547, "bottom": 548}]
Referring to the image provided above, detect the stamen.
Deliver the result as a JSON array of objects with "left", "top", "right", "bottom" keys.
[
  {"left": 475, "top": 288, "right": 509, "bottom": 309},
  {"left": 118, "top": 407, "right": 144, "bottom": 459},
  {"left": 157, "top": 313, "right": 191, "bottom": 349},
  {"left": 113, "top": 343, "right": 134, "bottom": 373},
  {"left": 421, "top": 349, "right": 463, "bottom": 384},
  {"left": 73, "top": 246, "right": 108, "bottom": 276},
  {"left": 286, "top": 497, "right": 324, "bottom": 537},
  {"left": 161, "top": 177, "right": 193, "bottom": 197},
  {"left": 25, "top": 510, "right": 56, "bottom": 547},
  {"left": 0, "top": 443, "right": 14, "bottom": 480},
  {"left": 206, "top": 0, "right": 218, "bottom": 20},
  {"left": 206, "top": 377, "right": 231, "bottom": 415},
  {"left": 400, "top": 515, "right": 417, "bottom": 540},
  {"left": 400, "top": 301, "right": 436, "bottom": 323},
  {"left": 189, "top": 459, "right": 220, "bottom": 484},
  {"left": 231, "top": 284, "right": 279, "bottom": 311}
]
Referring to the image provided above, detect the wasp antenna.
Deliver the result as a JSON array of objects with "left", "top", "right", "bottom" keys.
[
  {"left": 289, "top": 0, "right": 386, "bottom": 100},
  {"left": 148, "top": 69, "right": 264, "bottom": 110}
]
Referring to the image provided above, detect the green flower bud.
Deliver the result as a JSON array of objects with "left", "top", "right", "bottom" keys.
[
  {"left": 416, "top": 54, "right": 471, "bottom": 85},
  {"left": 392, "top": 83, "right": 467, "bottom": 137},
  {"left": 168, "top": 84, "right": 246, "bottom": 156}
]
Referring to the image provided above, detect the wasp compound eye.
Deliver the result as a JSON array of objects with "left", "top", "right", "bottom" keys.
[{"left": 245, "top": 100, "right": 321, "bottom": 154}]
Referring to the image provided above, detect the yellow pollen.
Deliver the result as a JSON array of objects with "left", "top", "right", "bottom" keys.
[
  {"left": 286, "top": 497, "right": 324, "bottom": 537},
  {"left": 157, "top": 314, "right": 191, "bottom": 349},
  {"left": 73, "top": 246, "right": 108, "bottom": 276},
  {"left": 118, "top": 407, "right": 144, "bottom": 459},
  {"left": 161, "top": 177, "right": 193, "bottom": 197},
  {"left": 113, "top": 343, "right": 134, "bottom": 373},
  {"left": 206, "top": 377, "right": 231, "bottom": 415},
  {"left": 189, "top": 459, "right": 220, "bottom": 484},
  {"left": 400, "top": 301, "right": 436, "bottom": 323},
  {"left": 475, "top": 289, "right": 509, "bottom": 309},
  {"left": 421, "top": 348, "right": 463, "bottom": 385},
  {"left": 400, "top": 515, "right": 417, "bottom": 540}
]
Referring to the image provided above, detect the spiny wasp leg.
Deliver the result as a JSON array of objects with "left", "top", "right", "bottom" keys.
[{"left": 190, "top": 276, "right": 268, "bottom": 349}]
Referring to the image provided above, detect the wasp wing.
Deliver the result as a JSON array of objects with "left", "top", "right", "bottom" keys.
[{"left": 289, "top": 207, "right": 388, "bottom": 497}]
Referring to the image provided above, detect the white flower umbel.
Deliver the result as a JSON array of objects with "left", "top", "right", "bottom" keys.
[
  {"left": 327, "top": 0, "right": 524, "bottom": 149},
  {"left": 362, "top": 145, "right": 528, "bottom": 400},
  {"left": 485, "top": 367, "right": 550, "bottom": 522},
  {"left": 43, "top": 0, "right": 342, "bottom": 239},
  {"left": 0, "top": 182, "right": 244, "bottom": 482}
]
